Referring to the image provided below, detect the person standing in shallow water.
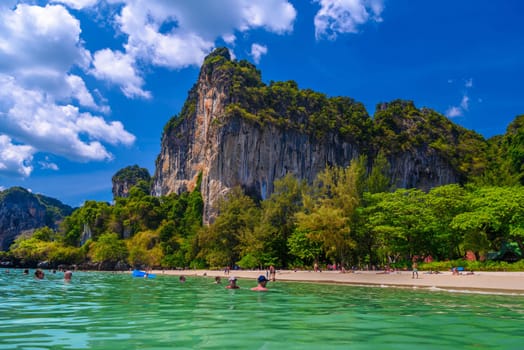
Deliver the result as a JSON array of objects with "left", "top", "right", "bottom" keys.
[
  {"left": 226, "top": 276, "right": 239, "bottom": 289},
  {"left": 34, "top": 269, "right": 44, "bottom": 279},
  {"left": 64, "top": 270, "right": 73, "bottom": 282},
  {"left": 251, "top": 275, "right": 269, "bottom": 291}
]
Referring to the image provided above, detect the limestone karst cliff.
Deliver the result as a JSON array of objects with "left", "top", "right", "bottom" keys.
[
  {"left": 0, "top": 187, "right": 73, "bottom": 250},
  {"left": 153, "top": 48, "right": 487, "bottom": 223},
  {"left": 112, "top": 165, "right": 151, "bottom": 199}
]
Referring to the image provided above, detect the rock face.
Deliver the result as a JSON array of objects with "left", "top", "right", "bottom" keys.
[
  {"left": 112, "top": 165, "right": 151, "bottom": 199},
  {"left": 0, "top": 187, "right": 73, "bottom": 250},
  {"left": 153, "top": 48, "right": 487, "bottom": 223}
]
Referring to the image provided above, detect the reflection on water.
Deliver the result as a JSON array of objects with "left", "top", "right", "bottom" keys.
[{"left": 1, "top": 270, "right": 523, "bottom": 349}]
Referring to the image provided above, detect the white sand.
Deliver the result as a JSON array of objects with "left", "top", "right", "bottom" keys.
[{"left": 150, "top": 269, "right": 524, "bottom": 294}]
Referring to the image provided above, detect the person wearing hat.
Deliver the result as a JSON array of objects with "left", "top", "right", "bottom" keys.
[
  {"left": 251, "top": 275, "right": 269, "bottom": 291},
  {"left": 226, "top": 276, "right": 239, "bottom": 289}
]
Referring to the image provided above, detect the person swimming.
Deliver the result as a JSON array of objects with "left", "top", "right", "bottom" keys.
[
  {"left": 226, "top": 276, "right": 239, "bottom": 289},
  {"left": 64, "top": 270, "right": 73, "bottom": 281},
  {"left": 251, "top": 275, "right": 269, "bottom": 291},
  {"left": 34, "top": 269, "right": 44, "bottom": 280}
]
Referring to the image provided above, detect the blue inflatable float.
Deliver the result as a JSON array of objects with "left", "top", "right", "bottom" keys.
[{"left": 132, "top": 270, "right": 156, "bottom": 278}]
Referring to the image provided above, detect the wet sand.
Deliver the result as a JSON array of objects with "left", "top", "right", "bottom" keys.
[{"left": 150, "top": 269, "right": 524, "bottom": 294}]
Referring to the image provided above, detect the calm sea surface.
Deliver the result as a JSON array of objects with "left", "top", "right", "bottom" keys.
[{"left": 1, "top": 270, "right": 523, "bottom": 349}]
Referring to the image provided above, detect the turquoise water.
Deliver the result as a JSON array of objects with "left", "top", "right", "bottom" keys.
[{"left": 1, "top": 271, "right": 523, "bottom": 349}]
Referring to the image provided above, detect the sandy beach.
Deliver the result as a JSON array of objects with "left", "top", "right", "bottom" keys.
[{"left": 150, "top": 269, "right": 524, "bottom": 294}]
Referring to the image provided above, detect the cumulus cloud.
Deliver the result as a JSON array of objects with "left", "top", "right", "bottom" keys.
[
  {"left": 87, "top": 0, "right": 296, "bottom": 94},
  {"left": 314, "top": 0, "right": 384, "bottom": 40},
  {"left": 0, "top": 3, "right": 134, "bottom": 177},
  {"left": 0, "top": 135, "right": 34, "bottom": 177},
  {"left": 0, "top": 74, "right": 135, "bottom": 163},
  {"left": 250, "top": 43, "right": 268, "bottom": 64},
  {"left": 91, "top": 49, "right": 151, "bottom": 99}
]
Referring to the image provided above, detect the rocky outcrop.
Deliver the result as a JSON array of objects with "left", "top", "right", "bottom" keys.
[
  {"left": 0, "top": 187, "right": 73, "bottom": 250},
  {"left": 153, "top": 48, "right": 487, "bottom": 223},
  {"left": 112, "top": 165, "right": 151, "bottom": 199}
]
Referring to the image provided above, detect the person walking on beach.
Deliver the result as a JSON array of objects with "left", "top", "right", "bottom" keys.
[
  {"left": 251, "top": 275, "right": 269, "bottom": 291},
  {"left": 226, "top": 276, "right": 239, "bottom": 289},
  {"left": 269, "top": 265, "right": 276, "bottom": 281},
  {"left": 412, "top": 262, "right": 419, "bottom": 279}
]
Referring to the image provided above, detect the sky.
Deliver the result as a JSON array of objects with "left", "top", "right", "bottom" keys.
[{"left": 0, "top": 0, "right": 523, "bottom": 207}]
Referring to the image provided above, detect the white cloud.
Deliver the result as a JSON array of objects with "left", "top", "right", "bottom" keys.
[
  {"left": 314, "top": 0, "right": 384, "bottom": 40},
  {"left": 250, "top": 43, "right": 268, "bottom": 64},
  {"left": 91, "top": 49, "right": 151, "bottom": 99},
  {"left": 52, "top": 0, "right": 100, "bottom": 10},
  {"left": 86, "top": 0, "right": 296, "bottom": 94},
  {"left": 0, "top": 4, "right": 91, "bottom": 75},
  {"left": 460, "top": 95, "right": 469, "bottom": 111},
  {"left": 76, "top": 114, "right": 136, "bottom": 145},
  {"left": 445, "top": 77, "right": 474, "bottom": 118},
  {"left": 0, "top": 74, "right": 135, "bottom": 177},
  {"left": 67, "top": 74, "right": 109, "bottom": 112},
  {"left": 39, "top": 157, "right": 59, "bottom": 171},
  {"left": 0, "top": 135, "right": 34, "bottom": 177},
  {"left": 0, "top": 3, "right": 134, "bottom": 177},
  {"left": 445, "top": 106, "right": 463, "bottom": 118},
  {"left": 241, "top": 0, "right": 296, "bottom": 33}
]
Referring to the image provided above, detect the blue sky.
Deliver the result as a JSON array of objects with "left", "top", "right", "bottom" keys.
[{"left": 1, "top": 0, "right": 523, "bottom": 207}]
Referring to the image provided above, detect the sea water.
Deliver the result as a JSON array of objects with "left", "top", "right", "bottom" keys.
[{"left": 1, "top": 270, "right": 523, "bottom": 349}]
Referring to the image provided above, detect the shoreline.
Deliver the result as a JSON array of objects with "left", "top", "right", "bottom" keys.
[{"left": 150, "top": 269, "right": 524, "bottom": 295}]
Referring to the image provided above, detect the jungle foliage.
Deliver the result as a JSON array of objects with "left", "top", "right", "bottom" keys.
[{"left": 6, "top": 161, "right": 524, "bottom": 271}]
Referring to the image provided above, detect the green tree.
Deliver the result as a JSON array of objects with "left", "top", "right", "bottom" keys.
[
  {"left": 451, "top": 186, "right": 524, "bottom": 259},
  {"left": 255, "top": 174, "right": 305, "bottom": 267},
  {"left": 32, "top": 227, "right": 55, "bottom": 242},
  {"left": 287, "top": 229, "right": 322, "bottom": 267},
  {"left": 367, "top": 150, "right": 391, "bottom": 193},
  {"left": 425, "top": 184, "right": 468, "bottom": 259},
  {"left": 295, "top": 163, "right": 362, "bottom": 265},
  {"left": 197, "top": 187, "right": 260, "bottom": 268},
  {"left": 365, "top": 189, "right": 437, "bottom": 263},
  {"left": 88, "top": 233, "right": 128, "bottom": 267},
  {"left": 127, "top": 230, "right": 163, "bottom": 268}
]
